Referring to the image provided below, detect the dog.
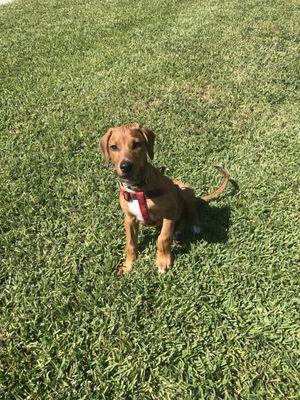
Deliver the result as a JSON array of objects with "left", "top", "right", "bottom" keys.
[{"left": 99, "top": 123, "right": 228, "bottom": 273}]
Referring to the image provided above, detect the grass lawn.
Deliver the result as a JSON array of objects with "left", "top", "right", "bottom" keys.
[{"left": 0, "top": 0, "right": 299, "bottom": 398}]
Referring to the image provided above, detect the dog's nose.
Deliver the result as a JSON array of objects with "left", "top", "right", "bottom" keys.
[{"left": 120, "top": 160, "right": 133, "bottom": 173}]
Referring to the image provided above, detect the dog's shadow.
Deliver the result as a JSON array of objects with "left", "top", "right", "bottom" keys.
[
  {"left": 196, "top": 199, "right": 230, "bottom": 243},
  {"left": 139, "top": 199, "right": 231, "bottom": 254}
]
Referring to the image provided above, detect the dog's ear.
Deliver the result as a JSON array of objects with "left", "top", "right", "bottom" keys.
[
  {"left": 138, "top": 125, "right": 155, "bottom": 159},
  {"left": 99, "top": 128, "right": 113, "bottom": 167}
]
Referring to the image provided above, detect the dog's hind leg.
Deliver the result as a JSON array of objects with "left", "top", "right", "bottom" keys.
[
  {"left": 177, "top": 185, "right": 201, "bottom": 235},
  {"left": 190, "top": 209, "right": 201, "bottom": 235},
  {"left": 173, "top": 216, "right": 186, "bottom": 241}
]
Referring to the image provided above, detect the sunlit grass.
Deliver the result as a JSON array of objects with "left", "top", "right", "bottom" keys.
[{"left": 0, "top": 0, "right": 299, "bottom": 398}]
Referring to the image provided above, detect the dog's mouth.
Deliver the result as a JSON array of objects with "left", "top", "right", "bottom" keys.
[
  {"left": 117, "top": 166, "right": 148, "bottom": 187},
  {"left": 116, "top": 169, "right": 138, "bottom": 184},
  {"left": 119, "top": 173, "right": 136, "bottom": 183}
]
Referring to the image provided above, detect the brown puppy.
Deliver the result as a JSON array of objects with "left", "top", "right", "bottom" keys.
[{"left": 99, "top": 123, "right": 228, "bottom": 273}]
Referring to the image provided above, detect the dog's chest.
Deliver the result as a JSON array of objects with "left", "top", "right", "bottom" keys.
[
  {"left": 127, "top": 197, "right": 157, "bottom": 225},
  {"left": 128, "top": 199, "right": 145, "bottom": 223}
]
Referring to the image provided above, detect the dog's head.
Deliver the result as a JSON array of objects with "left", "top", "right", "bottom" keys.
[{"left": 99, "top": 123, "right": 155, "bottom": 185}]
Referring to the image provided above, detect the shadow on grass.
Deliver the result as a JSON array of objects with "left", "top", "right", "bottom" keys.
[
  {"left": 171, "top": 202, "right": 231, "bottom": 257},
  {"left": 197, "top": 200, "right": 231, "bottom": 243}
]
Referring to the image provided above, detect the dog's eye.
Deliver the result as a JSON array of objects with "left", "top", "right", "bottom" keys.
[
  {"left": 132, "top": 141, "right": 142, "bottom": 150},
  {"left": 110, "top": 144, "right": 119, "bottom": 152}
]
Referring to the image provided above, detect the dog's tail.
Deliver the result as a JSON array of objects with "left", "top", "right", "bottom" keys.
[{"left": 200, "top": 166, "right": 229, "bottom": 202}]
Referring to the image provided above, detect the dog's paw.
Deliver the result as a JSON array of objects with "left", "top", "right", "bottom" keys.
[
  {"left": 156, "top": 252, "right": 173, "bottom": 273},
  {"left": 118, "top": 263, "right": 132, "bottom": 275},
  {"left": 192, "top": 225, "right": 201, "bottom": 235}
]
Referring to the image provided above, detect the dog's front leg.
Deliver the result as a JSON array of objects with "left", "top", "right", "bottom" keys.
[
  {"left": 119, "top": 214, "right": 139, "bottom": 274},
  {"left": 156, "top": 218, "right": 175, "bottom": 273}
]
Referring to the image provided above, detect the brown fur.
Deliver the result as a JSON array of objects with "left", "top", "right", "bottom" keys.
[{"left": 99, "top": 123, "right": 229, "bottom": 273}]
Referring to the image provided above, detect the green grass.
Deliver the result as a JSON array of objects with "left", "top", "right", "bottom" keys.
[{"left": 0, "top": 0, "right": 299, "bottom": 398}]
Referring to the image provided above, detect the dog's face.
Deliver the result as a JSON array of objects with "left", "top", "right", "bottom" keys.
[{"left": 99, "top": 124, "right": 155, "bottom": 184}]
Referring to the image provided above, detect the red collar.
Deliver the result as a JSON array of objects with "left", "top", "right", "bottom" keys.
[{"left": 120, "top": 186, "right": 168, "bottom": 226}]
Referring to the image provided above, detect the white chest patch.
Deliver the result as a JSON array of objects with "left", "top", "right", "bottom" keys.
[{"left": 128, "top": 199, "right": 145, "bottom": 223}]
